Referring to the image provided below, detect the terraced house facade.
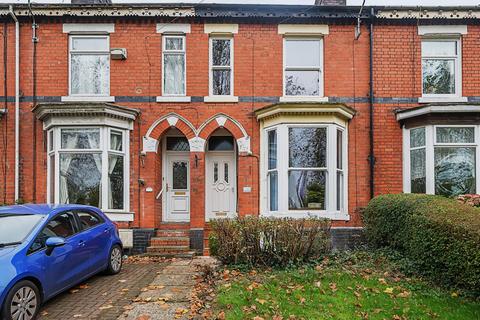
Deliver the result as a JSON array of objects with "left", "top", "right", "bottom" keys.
[{"left": 0, "top": 1, "right": 478, "bottom": 254}]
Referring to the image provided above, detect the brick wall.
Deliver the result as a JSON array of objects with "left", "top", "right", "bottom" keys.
[{"left": 7, "top": 19, "right": 475, "bottom": 231}]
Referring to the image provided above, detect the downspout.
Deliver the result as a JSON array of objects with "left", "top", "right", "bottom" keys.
[
  {"left": 368, "top": 7, "right": 376, "bottom": 199},
  {"left": 8, "top": 6, "right": 19, "bottom": 203}
]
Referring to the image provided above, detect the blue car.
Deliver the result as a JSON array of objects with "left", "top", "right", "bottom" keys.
[{"left": 0, "top": 204, "right": 123, "bottom": 320}]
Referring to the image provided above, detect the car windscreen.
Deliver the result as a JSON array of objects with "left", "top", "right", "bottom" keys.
[{"left": 0, "top": 214, "right": 44, "bottom": 244}]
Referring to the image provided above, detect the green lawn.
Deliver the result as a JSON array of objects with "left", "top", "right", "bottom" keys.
[{"left": 213, "top": 252, "right": 480, "bottom": 320}]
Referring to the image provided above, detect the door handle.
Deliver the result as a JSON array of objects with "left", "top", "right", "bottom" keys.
[
  {"left": 78, "top": 240, "right": 86, "bottom": 247},
  {"left": 103, "top": 228, "right": 109, "bottom": 234}
]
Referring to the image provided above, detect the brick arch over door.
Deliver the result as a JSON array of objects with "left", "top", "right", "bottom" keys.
[
  {"left": 145, "top": 113, "right": 197, "bottom": 142},
  {"left": 198, "top": 114, "right": 248, "bottom": 142}
]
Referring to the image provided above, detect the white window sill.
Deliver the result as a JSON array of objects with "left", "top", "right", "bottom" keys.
[
  {"left": 418, "top": 96, "right": 468, "bottom": 103},
  {"left": 279, "top": 96, "right": 329, "bottom": 103},
  {"left": 204, "top": 96, "right": 239, "bottom": 103},
  {"left": 156, "top": 96, "right": 191, "bottom": 103},
  {"left": 61, "top": 96, "right": 115, "bottom": 103},
  {"left": 105, "top": 212, "right": 134, "bottom": 222},
  {"left": 260, "top": 211, "right": 350, "bottom": 221}
]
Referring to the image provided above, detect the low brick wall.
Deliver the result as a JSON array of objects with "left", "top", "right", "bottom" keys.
[
  {"left": 331, "top": 227, "right": 365, "bottom": 250},
  {"left": 129, "top": 228, "right": 156, "bottom": 255}
]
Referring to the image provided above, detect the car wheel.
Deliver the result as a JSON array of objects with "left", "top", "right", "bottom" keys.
[
  {"left": 1, "top": 280, "right": 41, "bottom": 320},
  {"left": 106, "top": 244, "right": 123, "bottom": 275}
]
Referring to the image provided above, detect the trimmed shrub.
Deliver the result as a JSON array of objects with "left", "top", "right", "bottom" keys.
[
  {"left": 363, "top": 194, "right": 480, "bottom": 296},
  {"left": 209, "top": 217, "right": 331, "bottom": 267}
]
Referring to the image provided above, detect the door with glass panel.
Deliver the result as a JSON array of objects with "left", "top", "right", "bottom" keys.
[
  {"left": 206, "top": 153, "right": 236, "bottom": 220},
  {"left": 166, "top": 155, "right": 190, "bottom": 222}
]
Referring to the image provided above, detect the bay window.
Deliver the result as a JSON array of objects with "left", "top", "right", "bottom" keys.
[
  {"left": 47, "top": 126, "right": 129, "bottom": 212},
  {"left": 69, "top": 35, "right": 110, "bottom": 97},
  {"left": 264, "top": 124, "right": 347, "bottom": 217},
  {"left": 404, "top": 125, "right": 478, "bottom": 197}
]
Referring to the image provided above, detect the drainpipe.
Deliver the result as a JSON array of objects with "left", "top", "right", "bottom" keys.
[
  {"left": 368, "top": 7, "right": 376, "bottom": 199},
  {"left": 8, "top": 6, "right": 19, "bottom": 203}
]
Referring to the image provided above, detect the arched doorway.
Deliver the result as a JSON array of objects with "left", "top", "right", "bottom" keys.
[
  {"left": 162, "top": 128, "right": 191, "bottom": 222},
  {"left": 205, "top": 128, "right": 237, "bottom": 220}
]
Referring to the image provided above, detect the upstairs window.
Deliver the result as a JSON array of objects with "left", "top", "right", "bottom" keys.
[
  {"left": 163, "top": 35, "right": 186, "bottom": 96},
  {"left": 421, "top": 39, "right": 461, "bottom": 98},
  {"left": 284, "top": 38, "right": 323, "bottom": 97},
  {"left": 69, "top": 35, "right": 110, "bottom": 96},
  {"left": 210, "top": 37, "right": 233, "bottom": 96}
]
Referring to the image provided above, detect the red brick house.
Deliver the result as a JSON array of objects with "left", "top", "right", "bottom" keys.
[{"left": 0, "top": 2, "right": 477, "bottom": 254}]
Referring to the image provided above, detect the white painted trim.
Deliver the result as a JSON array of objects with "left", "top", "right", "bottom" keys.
[
  {"left": 418, "top": 25, "right": 467, "bottom": 36},
  {"left": 105, "top": 213, "right": 134, "bottom": 222},
  {"left": 156, "top": 96, "right": 191, "bottom": 103},
  {"left": 278, "top": 24, "right": 329, "bottom": 35},
  {"left": 282, "top": 37, "right": 324, "bottom": 99},
  {"left": 279, "top": 96, "right": 329, "bottom": 103},
  {"left": 259, "top": 122, "right": 348, "bottom": 218},
  {"left": 61, "top": 96, "right": 115, "bottom": 102},
  {"left": 204, "top": 23, "right": 238, "bottom": 34},
  {"left": 396, "top": 104, "right": 480, "bottom": 121},
  {"left": 208, "top": 35, "right": 235, "bottom": 98},
  {"left": 402, "top": 126, "right": 410, "bottom": 193},
  {"left": 204, "top": 96, "right": 239, "bottom": 103},
  {"left": 161, "top": 35, "right": 187, "bottom": 97},
  {"left": 63, "top": 23, "right": 115, "bottom": 34},
  {"left": 156, "top": 23, "right": 191, "bottom": 34},
  {"left": 421, "top": 38, "right": 462, "bottom": 99},
  {"left": 418, "top": 96, "right": 468, "bottom": 104}
]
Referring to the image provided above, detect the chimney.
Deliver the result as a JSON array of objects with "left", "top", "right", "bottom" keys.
[
  {"left": 71, "top": 0, "right": 113, "bottom": 4},
  {"left": 315, "top": 0, "right": 346, "bottom": 5}
]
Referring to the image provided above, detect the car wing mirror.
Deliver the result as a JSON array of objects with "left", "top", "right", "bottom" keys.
[{"left": 45, "top": 237, "right": 66, "bottom": 256}]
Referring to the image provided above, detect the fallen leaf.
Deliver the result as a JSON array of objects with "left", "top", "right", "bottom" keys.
[
  {"left": 256, "top": 298, "right": 267, "bottom": 305},
  {"left": 384, "top": 288, "right": 394, "bottom": 294},
  {"left": 73, "top": 315, "right": 82, "bottom": 318},
  {"left": 69, "top": 289, "right": 79, "bottom": 294},
  {"left": 99, "top": 304, "right": 114, "bottom": 310}
]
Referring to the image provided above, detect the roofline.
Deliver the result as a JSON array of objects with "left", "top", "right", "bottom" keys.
[{"left": 0, "top": 3, "right": 479, "bottom": 21}]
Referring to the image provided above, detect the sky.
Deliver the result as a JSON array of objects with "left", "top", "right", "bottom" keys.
[{"left": 0, "top": 0, "right": 478, "bottom": 6}]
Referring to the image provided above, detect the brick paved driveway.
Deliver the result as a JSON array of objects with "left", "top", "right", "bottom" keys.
[{"left": 38, "top": 261, "right": 167, "bottom": 320}]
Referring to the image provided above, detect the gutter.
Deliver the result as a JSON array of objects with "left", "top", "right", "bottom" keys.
[
  {"left": 8, "top": 5, "right": 19, "bottom": 203},
  {"left": 368, "top": 7, "right": 375, "bottom": 199}
]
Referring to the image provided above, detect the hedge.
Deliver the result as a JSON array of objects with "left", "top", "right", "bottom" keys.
[
  {"left": 209, "top": 217, "right": 331, "bottom": 267},
  {"left": 363, "top": 194, "right": 480, "bottom": 296}
]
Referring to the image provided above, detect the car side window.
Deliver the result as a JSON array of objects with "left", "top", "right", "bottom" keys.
[
  {"left": 77, "top": 211, "right": 104, "bottom": 230},
  {"left": 29, "top": 211, "right": 77, "bottom": 254}
]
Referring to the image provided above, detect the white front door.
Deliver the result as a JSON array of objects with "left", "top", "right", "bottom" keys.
[
  {"left": 165, "top": 155, "right": 190, "bottom": 222},
  {"left": 206, "top": 153, "right": 236, "bottom": 220}
]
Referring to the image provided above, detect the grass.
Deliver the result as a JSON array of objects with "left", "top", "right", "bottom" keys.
[{"left": 213, "top": 251, "right": 480, "bottom": 320}]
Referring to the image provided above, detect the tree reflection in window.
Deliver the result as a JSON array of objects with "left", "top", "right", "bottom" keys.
[{"left": 288, "top": 127, "right": 327, "bottom": 210}]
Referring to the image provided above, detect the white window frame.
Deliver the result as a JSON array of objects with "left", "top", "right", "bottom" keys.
[
  {"left": 68, "top": 35, "right": 111, "bottom": 98},
  {"left": 420, "top": 38, "right": 462, "bottom": 100},
  {"left": 403, "top": 124, "right": 480, "bottom": 195},
  {"left": 46, "top": 126, "right": 130, "bottom": 213},
  {"left": 262, "top": 123, "right": 348, "bottom": 219},
  {"left": 281, "top": 37, "right": 325, "bottom": 102},
  {"left": 162, "top": 35, "right": 187, "bottom": 97},
  {"left": 209, "top": 36, "right": 234, "bottom": 98}
]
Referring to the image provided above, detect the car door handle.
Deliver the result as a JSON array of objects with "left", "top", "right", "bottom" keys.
[
  {"left": 78, "top": 240, "right": 86, "bottom": 247},
  {"left": 104, "top": 228, "right": 109, "bottom": 234}
]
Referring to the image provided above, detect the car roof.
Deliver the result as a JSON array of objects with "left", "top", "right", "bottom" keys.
[{"left": 0, "top": 204, "right": 99, "bottom": 216}]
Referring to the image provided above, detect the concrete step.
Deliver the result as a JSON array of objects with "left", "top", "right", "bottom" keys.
[
  {"left": 150, "top": 237, "right": 190, "bottom": 246},
  {"left": 146, "top": 251, "right": 196, "bottom": 259},
  {"left": 156, "top": 230, "right": 190, "bottom": 237},
  {"left": 147, "top": 245, "right": 191, "bottom": 254}
]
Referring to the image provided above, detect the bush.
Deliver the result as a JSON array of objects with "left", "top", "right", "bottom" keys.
[
  {"left": 209, "top": 217, "right": 331, "bottom": 267},
  {"left": 363, "top": 193, "right": 480, "bottom": 296}
]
